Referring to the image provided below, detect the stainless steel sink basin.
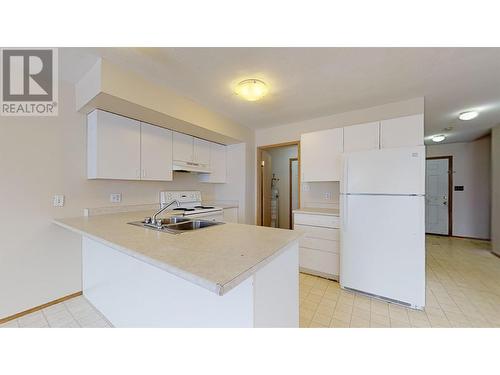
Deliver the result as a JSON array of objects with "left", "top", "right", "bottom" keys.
[
  {"left": 167, "top": 220, "right": 221, "bottom": 231},
  {"left": 155, "top": 216, "right": 190, "bottom": 225},
  {"left": 128, "top": 217, "right": 224, "bottom": 234}
]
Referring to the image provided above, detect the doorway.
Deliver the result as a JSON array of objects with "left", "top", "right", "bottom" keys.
[
  {"left": 257, "top": 142, "right": 300, "bottom": 229},
  {"left": 425, "top": 156, "right": 453, "bottom": 236}
]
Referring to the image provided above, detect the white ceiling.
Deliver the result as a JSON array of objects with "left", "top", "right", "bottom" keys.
[{"left": 60, "top": 47, "right": 500, "bottom": 144}]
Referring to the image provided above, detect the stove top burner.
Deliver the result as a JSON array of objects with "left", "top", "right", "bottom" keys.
[
  {"left": 194, "top": 205, "right": 215, "bottom": 209},
  {"left": 173, "top": 208, "right": 195, "bottom": 211}
]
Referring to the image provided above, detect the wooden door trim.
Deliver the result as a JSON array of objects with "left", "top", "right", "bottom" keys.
[
  {"left": 289, "top": 158, "right": 298, "bottom": 230},
  {"left": 426, "top": 156, "right": 453, "bottom": 236}
]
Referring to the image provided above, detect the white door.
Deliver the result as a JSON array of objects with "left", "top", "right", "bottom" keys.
[
  {"left": 343, "top": 122, "right": 380, "bottom": 152},
  {"left": 425, "top": 158, "right": 450, "bottom": 235},
  {"left": 340, "top": 194, "right": 425, "bottom": 308},
  {"left": 342, "top": 146, "right": 425, "bottom": 195},
  {"left": 301, "top": 127, "right": 343, "bottom": 181},
  {"left": 140, "top": 123, "right": 173, "bottom": 181},
  {"left": 173, "top": 132, "right": 194, "bottom": 162}
]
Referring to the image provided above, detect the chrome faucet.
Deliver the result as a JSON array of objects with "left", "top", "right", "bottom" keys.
[{"left": 147, "top": 199, "right": 181, "bottom": 227}]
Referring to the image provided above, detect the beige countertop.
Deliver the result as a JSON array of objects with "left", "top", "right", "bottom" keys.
[
  {"left": 53, "top": 211, "right": 301, "bottom": 296},
  {"left": 293, "top": 207, "right": 340, "bottom": 216}
]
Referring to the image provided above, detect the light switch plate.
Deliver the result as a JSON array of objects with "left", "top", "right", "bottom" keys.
[
  {"left": 324, "top": 192, "right": 333, "bottom": 200},
  {"left": 110, "top": 193, "right": 122, "bottom": 203},
  {"left": 53, "top": 194, "right": 65, "bottom": 207}
]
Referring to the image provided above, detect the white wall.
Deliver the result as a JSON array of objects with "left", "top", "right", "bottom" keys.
[
  {"left": 267, "top": 146, "right": 298, "bottom": 229},
  {"left": 301, "top": 182, "right": 340, "bottom": 209},
  {"left": 492, "top": 127, "right": 500, "bottom": 254},
  {"left": 427, "top": 137, "right": 491, "bottom": 239},
  {"left": 0, "top": 80, "right": 250, "bottom": 319}
]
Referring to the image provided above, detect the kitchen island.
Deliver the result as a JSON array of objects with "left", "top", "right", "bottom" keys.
[{"left": 54, "top": 211, "right": 301, "bottom": 328}]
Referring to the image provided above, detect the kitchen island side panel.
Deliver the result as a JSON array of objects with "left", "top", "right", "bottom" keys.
[
  {"left": 253, "top": 241, "right": 299, "bottom": 327},
  {"left": 82, "top": 236, "right": 254, "bottom": 328}
]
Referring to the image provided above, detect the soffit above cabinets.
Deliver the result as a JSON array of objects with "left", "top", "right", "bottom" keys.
[{"left": 75, "top": 59, "right": 251, "bottom": 145}]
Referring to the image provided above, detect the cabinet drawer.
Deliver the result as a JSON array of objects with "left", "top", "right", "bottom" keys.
[
  {"left": 299, "top": 247, "right": 339, "bottom": 277},
  {"left": 294, "top": 224, "right": 339, "bottom": 241},
  {"left": 300, "top": 237, "right": 339, "bottom": 253},
  {"left": 294, "top": 213, "right": 339, "bottom": 228}
]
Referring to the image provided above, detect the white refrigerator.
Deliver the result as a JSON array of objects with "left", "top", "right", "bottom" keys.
[{"left": 340, "top": 146, "right": 426, "bottom": 309}]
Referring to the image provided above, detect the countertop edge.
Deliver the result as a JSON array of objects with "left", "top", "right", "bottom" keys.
[{"left": 218, "top": 237, "right": 300, "bottom": 295}]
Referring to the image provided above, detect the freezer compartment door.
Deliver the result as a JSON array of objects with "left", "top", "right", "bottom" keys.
[
  {"left": 340, "top": 194, "right": 425, "bottom": 308},
  {"left": 342, "top": 146, "right": 425, "bottom": 195}
]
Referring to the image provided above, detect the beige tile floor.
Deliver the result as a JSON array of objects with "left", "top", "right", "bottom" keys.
[
  {"left": 300, "top": 235, "right": 500, "bottom": 328},
  {"left": 1, "top": 235, "right": 498, "bottom": 328}
]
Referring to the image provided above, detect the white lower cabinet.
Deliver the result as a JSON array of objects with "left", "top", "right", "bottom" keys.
[
  {"left": 299, "top": 248, "right": 339, "bottom": 277},
  {"left": 293, "top": 212, "right": 340, "bottom": 280},
  {"left": 222, "top": 207, "right": 238, "bottom": 223}
]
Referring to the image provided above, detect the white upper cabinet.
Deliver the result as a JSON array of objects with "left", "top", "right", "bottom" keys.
[
  {"left": 140, "top": 122, "right": 173, "bottom": 181},
  {"left": 301, "top": 127, "right": 344, "bottom": 182},
  {"left": 173, "top": 132, "right": 194, "bottom": 162},
  {"left": 87, "top": 110, "right": 227, "bottom": 181},
  {"left": 193, "top": 138, "right": 211, "bottom": 165},
  {"left": 173, "top": 132, "right": 210, "bottom": 166},
  {"left": 173, "top": 132, "right": 211, "bottom": 172},
  {"left": 343, "top": 121, "right": 380, "bottom": 152},
  {"left": 200, "top": 142, "right": 227, "bottom": 183},
  {"left": 380, "top": 114, "right": 424, "bottom": 149},
  {"left": 87, "top": 110, "right": 141, "bottom": 180}
]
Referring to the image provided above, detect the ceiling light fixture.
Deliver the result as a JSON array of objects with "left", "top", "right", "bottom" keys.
[
  {"left": 235, "top": 79, "right": 268, "bottom": 101},
  {"left": 432, "top": 135, "right": 446, "bottom": 143},
  {"left": 458, "top": 111, "right": 478, "bottom": 121}
]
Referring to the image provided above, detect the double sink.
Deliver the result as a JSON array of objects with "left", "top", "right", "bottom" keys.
[{"left": 128, "top": 216, "right": 224, "bottom": 234}]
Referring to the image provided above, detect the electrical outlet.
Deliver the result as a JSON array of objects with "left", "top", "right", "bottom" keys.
[
  {"left": 324, "top": 192, "right": 332, "bottom": 200},
  {"left": 53, "top": 194, "right": 65, "bottom": 207},
  {"left": 110, "top": 193, "right": 122, "bottom": 203},
  {"left": 302, "top": 183, "right": 310, "bottom": 192}
]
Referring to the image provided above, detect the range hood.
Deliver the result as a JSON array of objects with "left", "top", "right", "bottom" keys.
[{"left": 173, "top": 160, "right": 211, "bottom": 173}]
